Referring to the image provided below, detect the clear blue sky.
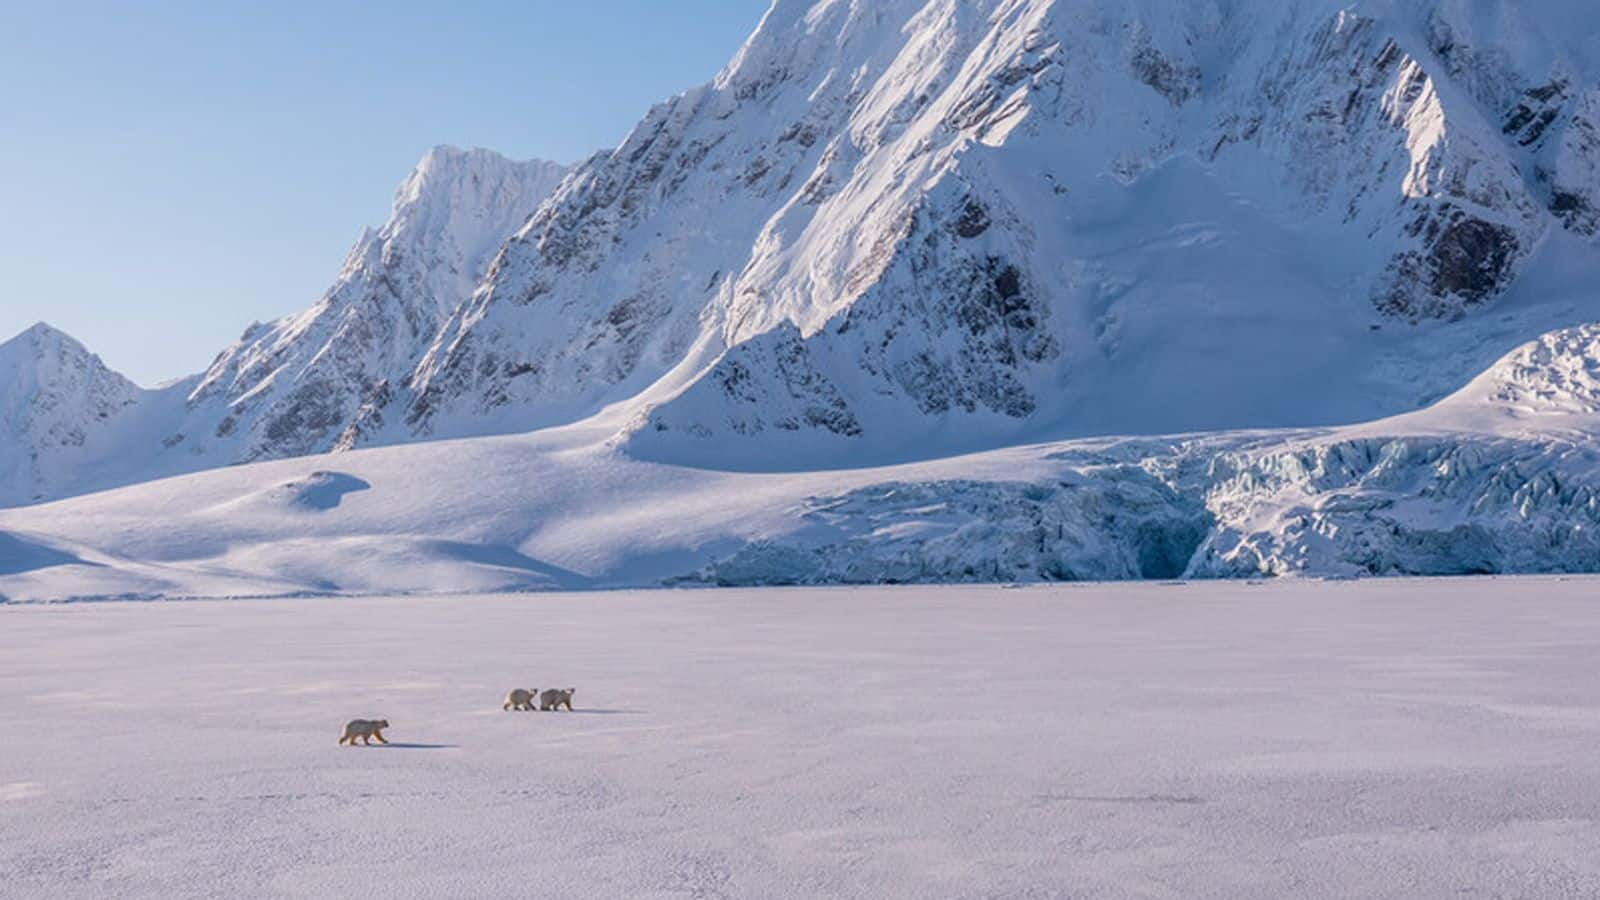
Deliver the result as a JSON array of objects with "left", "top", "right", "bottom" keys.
[{"left": 0, "top": 1, "right": 769, "bottom": 385}]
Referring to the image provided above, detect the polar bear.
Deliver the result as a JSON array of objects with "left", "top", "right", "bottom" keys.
[
  {"left": 539, "top": 688, "right": 575, "bottom": 711},
  {"left": 338, "top": 719, "right": 390, "bottom": 746},
  {"left": 503, "top": 688, "right": 538, "bottom": 711}
]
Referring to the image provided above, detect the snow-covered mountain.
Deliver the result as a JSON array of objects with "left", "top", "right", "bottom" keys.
[
  {"left": 9, "top": 0, "right": 1600, "bottom": 499},
  {"left": 0, "top": 324, "right": 144, "bottom": 507},
  {"left": 172, "top": 146, "right": 569, "bottom": 463},
  {"left": 380, "top": 0, "right": 1600, "bottom": 468},
  {"left": 0, "top": 147, "right": 567, "bottom": 507},
  {"left": 5, "top": 0, "right": 1600, "bottom": 592}
]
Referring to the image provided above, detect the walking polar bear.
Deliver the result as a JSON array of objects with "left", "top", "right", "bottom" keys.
[
  {"left": 503, "top": 688, "right": 538, "bottom": 711},
  {"left": 540, "top": 688, "right": 576, "bottom": 711},
  {"left": 338, "top": 719, "right": 390, "bottom": 746}
]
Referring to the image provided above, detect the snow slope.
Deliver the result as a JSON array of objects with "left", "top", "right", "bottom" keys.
[
  {"left": 6, "top": 321, "right": 1600, "bottom": 602},
  {"left": 4, "top": 582, "right": 1600, "bottom": 898}
]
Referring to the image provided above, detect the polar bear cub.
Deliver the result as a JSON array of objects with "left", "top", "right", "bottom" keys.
[
  {"left": 338, "top": 719, "right": 390, "bottom": 746},
  {"left": 503, "top": 688, "right": 538, "bottom": 711},
  {"left": 540, "top": 688, "right": 576, "bottom": 711}
]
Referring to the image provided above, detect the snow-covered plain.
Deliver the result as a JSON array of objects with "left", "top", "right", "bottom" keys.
[{"left": 4, "top": 581, "right": 1600, "bottom": 898}]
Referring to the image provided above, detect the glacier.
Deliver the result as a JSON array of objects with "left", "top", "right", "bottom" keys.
[{"left": 6, "top": 322, "right": 1600, "bottom": 601}]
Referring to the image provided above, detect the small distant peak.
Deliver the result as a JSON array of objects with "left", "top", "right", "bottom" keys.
[
  {"left": 415, "top": 144, "right": 568, "bottom": 174},
  {"left": 21, "top": 321, "right": 65, "bottom": 339},
  {"left": 418, "top": 144, "right": 469, "bottom": 165},
  {"left": 393, "top": 145, "right": 570, "bottom": 214},
  {"left": 3, "top": 321, "right": 72, "bottom": 349},
  {"left": 0, "top": 321, "right": 96, "bottom": 364}
]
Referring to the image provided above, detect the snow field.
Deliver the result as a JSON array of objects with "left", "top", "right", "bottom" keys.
[{"left": 3, "top": 580, "right": 1600, "bottom": 898}]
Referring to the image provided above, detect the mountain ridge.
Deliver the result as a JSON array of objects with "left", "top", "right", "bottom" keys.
[
  {"left": 363, "top": 0, "right": 1600, "bottom": 469},
  {"left": 0, "top": 145, "right": 569, "bottom": 507},
  {"left": 3, "top": 0, "right": 1600, "bottom": 524}
]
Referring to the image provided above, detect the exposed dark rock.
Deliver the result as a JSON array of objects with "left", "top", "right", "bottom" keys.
[
  {"left": 1378, "top": 210, "right": 1519, "bottom": 321},
  {"left": 1130, "top": 45, "right": 1200, "bottom": 106},
  {"left": 1428, "top": 217, "right": 1518, "bottom": 303},
  {"left": 953, "top": 198, "right": 991, "bottom": 238}
]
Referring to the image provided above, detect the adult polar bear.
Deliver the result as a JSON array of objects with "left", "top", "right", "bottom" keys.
[
  {"left": 337, "top": 719, "right": 390, "bottom": 746},
  {"left": 539, "top": 688, "right": 575, "bottom": 711}
]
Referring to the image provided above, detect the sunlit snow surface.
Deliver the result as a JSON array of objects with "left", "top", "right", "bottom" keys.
[{"left": 3, "top": 581, "right": 1599, "bottom": 898}]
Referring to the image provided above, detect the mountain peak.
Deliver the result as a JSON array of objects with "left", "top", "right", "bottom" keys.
[
  {"left": 0, "top": 321, "right": 97, "bottom": 366},
  {"left": 0, "top": 323, "right": 140, "bottom": 507},
  {"left": 7, "top": 320, "right": 66, "bottom": 342},
  {"left": 400, "top": 146, "right": 569, "bottom": 202},
  {"left": 171, "top": 143, "right": 573, "bottom": 467}
]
